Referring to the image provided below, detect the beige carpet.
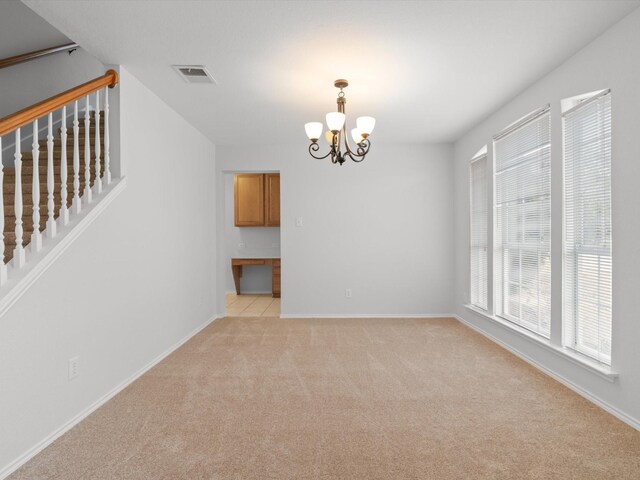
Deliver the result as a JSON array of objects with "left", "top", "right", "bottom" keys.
[{"left": 11, "top": 317, "right": 640, "bottom": 479}]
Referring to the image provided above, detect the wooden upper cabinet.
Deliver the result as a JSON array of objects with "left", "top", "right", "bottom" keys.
[
  {"left": 234, "top": 173, "right": 280, "bottom": 227},
  {"left": 234, "top": 174, "right": 265, "bottom": 226},
  {"left": 265, "top": 173, "right": 280, "bottom": 226}
]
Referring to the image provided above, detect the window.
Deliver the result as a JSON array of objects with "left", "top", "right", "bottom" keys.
[
  {"left": 470, "top": 154, "right": 488, "bottom": 310},
  {"left": 494, "top": 106, "right": 551, "bottom": 337},
  {"left": 563, "top": 90, "right": 612, "bottom": 365}
]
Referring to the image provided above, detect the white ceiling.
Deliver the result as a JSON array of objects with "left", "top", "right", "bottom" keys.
[{"left": 22, "top": 0, "right": 640, "bottom": 145}]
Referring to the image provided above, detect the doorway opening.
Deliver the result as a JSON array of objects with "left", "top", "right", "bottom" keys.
[{"left": 222, "top": 171, "right": 281, "bottom": 317}]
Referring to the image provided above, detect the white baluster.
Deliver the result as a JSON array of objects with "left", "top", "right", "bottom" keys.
[
  {"left": 31, "top": 119, "right": 42, "bottom": 252},
  {"left": 46, "top": 113, "right": 56, "bottom": 238},
  {"left": 94, "top": 91, "right": 102, "bottom": 194},
  {"left": 72, "top": 101, "right": 81, "bottom": 214},
  {"left": 84, "top": 95, "right": 92, "bottom": 203},
  {"left": 60, "top": 106, "right": 69, "bottom": 225},
  {"left": 103, "top": 87, "right": 111, "bottom": 185},
  {"left": 0, "top": 137, "right": 7, "bottom": 285},
  {"left": 13, "top": 128, "right": 26, "bottom": 268}
]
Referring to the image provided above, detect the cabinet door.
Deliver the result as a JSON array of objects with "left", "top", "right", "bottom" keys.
[
  {"left": 265, "top": 173, "right": 280, "bottom": 226},
  {"left": 234, "top": 174, "right": 265, "bottom": 226}
]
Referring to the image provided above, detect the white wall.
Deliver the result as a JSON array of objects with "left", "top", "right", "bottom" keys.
[
  {"left": 453, "top": 9, "right": 640, "bottom": 428},
  {"left": 0, "top": 66, "right": 217, "bottom": 474},
  {"left": 0, "top": 0, "right": 106, "bottom": 118},
  {"left": 216, "top": 142, "right": 454, "bottom": 317},
  {"left": 224, "top": 173, "right": 280, "bottom": 293},
  {"left": 0, "top": 48, "right": 105, "bottom": 118}
]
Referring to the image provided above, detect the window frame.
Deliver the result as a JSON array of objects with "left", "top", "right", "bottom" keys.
[
  {"left": 493, "top": 105, "right": 552, "bottom": 339},
  {"left": 562, "top": 89, "right": 613, "bottom": 365},
  {"left": 469, "top": 153, "right": 489, "bottom": 311}
]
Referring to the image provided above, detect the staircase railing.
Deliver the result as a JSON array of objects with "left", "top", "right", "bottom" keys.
[
  {"left": 0, "top": 69, "right": 118, "bottom": 285},
  {"left": 0, "top": 42, "right": 79, "bottom": 70}
]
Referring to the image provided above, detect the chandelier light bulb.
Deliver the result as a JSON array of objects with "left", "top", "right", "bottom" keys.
[
  {"left": 356, "top": 116, "right": 376, "bottom": 137},
  {"left": 305, "top": 122, "right": 323, "bottom": 142},
  {"left": 325, "top": 130, "right": 336, "bottom": 145},
  {"left": 351, "top": 128, "right": 364, "bottom": 144},
  {"left": 326, "top": 112, "right": 346, "bottom": 133}
]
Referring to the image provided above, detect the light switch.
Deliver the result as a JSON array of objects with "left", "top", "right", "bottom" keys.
[{"left": 295, "top": 217, "right": 304, "bottom": 227}]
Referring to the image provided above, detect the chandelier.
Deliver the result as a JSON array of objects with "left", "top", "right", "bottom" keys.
[{"left": 304, "top": 79, "right": 376, "bottom": 165}]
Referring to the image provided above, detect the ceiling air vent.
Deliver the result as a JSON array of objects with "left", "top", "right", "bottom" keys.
[{"left": 172, "top": 65, "right": 216, "bottom": 84}]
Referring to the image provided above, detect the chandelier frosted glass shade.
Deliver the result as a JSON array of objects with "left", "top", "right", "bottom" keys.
[
  {"left": 305, "top": 79, "right": 374, "bottom": 165},
  {"left": 304, "top": 122, "right": 323, "bottom": 142},
  {"left": 356, "top": 116, "right": 376, "bottom": 137},
  {"left": 326, "top": 112, "right": 346, "bottom": 133}
]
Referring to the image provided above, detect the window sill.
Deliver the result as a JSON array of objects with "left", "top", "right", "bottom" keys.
[{"left": 463, "top": 304, "right": 618, "bottom": 383}]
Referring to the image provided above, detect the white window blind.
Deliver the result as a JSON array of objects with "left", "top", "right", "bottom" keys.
[
  {"left": 470, "top": 155, "right": 488, "bottom": 310},
  {"left": 494, "top": 107, "right": 551, "bottom": 337},
  {"left": 563, "top": 90, "right": 612, "bottom": 365}
]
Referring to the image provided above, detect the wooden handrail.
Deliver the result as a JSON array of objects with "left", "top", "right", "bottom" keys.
[
  {"left": 0, "top": 43, "right": 79, "bottom": 70},
  {"left": 0, "top": 69, "right": 118, "bottom": 137}
]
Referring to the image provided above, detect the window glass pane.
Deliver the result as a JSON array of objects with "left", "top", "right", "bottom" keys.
[
  {"left": 494, "top": 108, "right": 551, "bottom": 338},
  {"left": 470, "top": 155, "right": 488, "bottom": 310},
  {"left": 563, "top": 91, "right": 612, "bottom": 364}
]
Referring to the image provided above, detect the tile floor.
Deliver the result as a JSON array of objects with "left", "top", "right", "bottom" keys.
[{"left": 225, "top": 293, "right": 280, "bottom": 317}]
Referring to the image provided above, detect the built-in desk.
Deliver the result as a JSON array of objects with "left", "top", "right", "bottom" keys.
[{"left": 231, "top": 258, "right": 281, "bottom": 298}]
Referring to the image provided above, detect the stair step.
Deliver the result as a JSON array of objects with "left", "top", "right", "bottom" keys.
[
  {"left": 4, "top": 231, "right": 38, "bottom": 244},
  {"left": 2, "top": 185, "right": 99, "bottom": 196},
  {"left": 33, "top": 138, "right": 105, "bottom": 148},
  {"left": 15, "top": 155, "right": 104, "bottom": 164},
  {"left": 28, "top": 136, "right": 104, "bottom": 146},
  {"left": 3, "top": 204, "right": 68, "bottom": 216},
  {"left": 4, "top": 168, "right": 100, "bottom": 177},
  {"left": 3, "top": 184, "right": 98, "bottom": 197},
  {"left": 3, "top": 172, "right": 99, "bottom": 183},
  {"left": 26, "top": 132, "right": 104, "bottom": 147},
  {"left": 4, "top": 218, "right": 65, "bottom": 230},
  {"left": 3, "top": 173, "right": 100, "bottom": 185},
  {"left": 2, "top": 180, "right": 98, "bottom": 190},
  {"left": 14, "top": 163, "right": 104, "bottom": 171},
  {"left": 3, "top": 193, "right": 93, "bottom": 206},
  {"left": 5, "top": 169, "right": 105, "bottom": 179},
  {"left": 5, "top": 168, "right": 100, "bottom": 177},
  {"left": 3, "top": 222, "right": 47, "bottom": 235}
]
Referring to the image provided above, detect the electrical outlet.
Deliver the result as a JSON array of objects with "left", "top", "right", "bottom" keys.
[
  {"left": 238, "top": 242, "right": 245, "bottom": 250},
  {"left": 68, "top": 356, "right": 79, "bottom": 381},
  {"left": 345, "top": 288, "right": 353, "bottom": 298},
  {"left": 295, "top": 217, "right": 304, "bottom": 227}
]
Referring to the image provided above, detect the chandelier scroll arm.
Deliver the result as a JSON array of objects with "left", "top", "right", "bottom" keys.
[
  {"left": 344, "top": 150, "right": 366, "bottom": 163},
  {"left": 356, "top": 138, "right": 370, "bottom": 157},
  {"left": 308, "top": 142, "right": 333, "bottom": 160},
  {"left": 339, "top": 112, "right": 371, "bottom": 160},
  {"left": 342, "top": 126, "right": 370, "bottom": 161}
]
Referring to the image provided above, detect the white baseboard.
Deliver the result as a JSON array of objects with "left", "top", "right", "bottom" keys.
[
  {"left": 0, "top": 178, "right": 127, "bottom": 319},
  {"left": 0, "top": 314, "right": 220, "bottom": 480},
  {"left": 453, "top": 314, "right": 640, "bottom": 432},
  {"left": 279, "top": 313, "right": 456, "bottom": 319}
]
